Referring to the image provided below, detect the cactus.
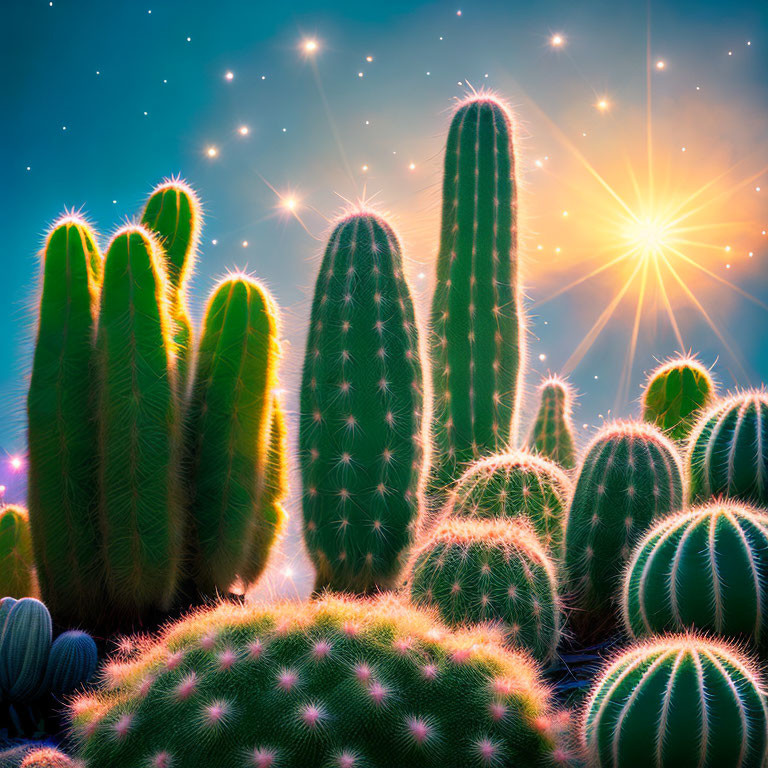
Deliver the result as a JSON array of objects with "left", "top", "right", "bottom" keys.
[
  {"left": 563, "top": 422, "right": 684, "bottom": 640},
  {"left": 526, "top": 376, "right": 577, "bottom": 469},
  {"left": 0, "top": 596, "right": 16, "bottom": 627},
  {"left": 583, "top": 636, "right": 768, "bottom": 767},
  {"left": 408, "top": 518, "right": 561, "bottom": 663},
  {"left": 185, "top": 276, "right": 280, "bottom": 597},
  {"left": 95, "top": 225, "right": 182, "bottom": 618},
  {"left": 622, "top": 502, "right": 768, "bottom": 649},
  {"left": 27, "top": 216, "right": 103, "bottom": 626},
  {"left": 444, "top": 449, "right": 572, "bottom": 557},
  {"left": 688, "top": 391, "right": 768, "bottom": 507},
  {"left": 642, "top": 356, "right": 715, "bottom": 442},
  {"left": 43, "top": 630, "right": 98, "bottom": 698},
  {"left": 141, "top": 179, "right": 201, "bottom": 392},
  {"left": 0, "top": 505, "right": 35, "bottom": 598},
  {"left": 0, "top": 598, "right": 52, "bottom": 702},
  {"left": 430, "top": 94, "right": 524, "bottom": 497},
  {"left": 20, "top": 749, "right": 76, "bottom": 768},
  {"left": 71, "top": 594, "right": 575, "bottom": 768},
  {"left": 300, "top": 211, "right": 424, "bottom": 595}
]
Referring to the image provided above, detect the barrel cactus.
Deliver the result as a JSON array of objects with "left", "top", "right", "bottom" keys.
[
  {"left": 19, "top": 749, "right": 76, "bottom": 768},
  {"left": 44, "top": 630, "right": 98, "bottom": 697},
  {"left": 688, "top": 391, "right": 768, "bottom": 507},
  {"left": 300, "top": 210, "right": 423, "bottom": 595},
  {"left": 583, "top": 636, "right": 768, "bottom": 767},
  {"left": 71, "top": 594, "right": 576, "bottom": 767},
  {"left": 526, "top": 376, "right": 577, "bottom": 470},
  {"left": 0, "top": 505, "right": 35, "bottom": 598},
  {"left": 408, "top": 518, "right": 561, "bottom": 663},
  {"left": 563, "top": 421, "right": 684, "bottom": 640}
]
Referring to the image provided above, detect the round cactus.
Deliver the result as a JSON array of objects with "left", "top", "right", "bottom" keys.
[
  {"left": 688, "top": 391, "right": 768, "bottom": 507},
  {"left": 408, "top": 518, "right": 561, "bottom": 663},
  {"left": 20, "top": 749, "right": 76, "bottom": 768},
  {"left": 445, "top": 449, "right": 572, "bottom": 557},
  {"left": 71, "top": 595, "right": 575, "bottom": 767},
  {"left": 527, "top": 376, "right": 577, "bottom": 470},
  {"left": 0, "top": 504, "right": 35, "bottom": 598},
  {"left": 583, "top": 636, "right": 768, "bottom": 767},
  {"left": 43, "top": 630, "right": 98, "bottom": 698}
]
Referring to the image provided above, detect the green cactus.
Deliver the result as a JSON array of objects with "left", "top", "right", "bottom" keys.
[
  {"left": 43, "top": 630, "right": 98, "bottom": 698},
  {"left": 444, "top": 449, "right": 572, "bottom": 557},
  {"left": 71, "top": 595, "right": 576, "bottom": 768},
  {"left": 642, "top": 356, "right": 715, "bottom": 442},
  {"left": 300, "top": 211, "right": 424, "bottom": 595},
  {"left": 141, "top": 179, "right": 201, "bottom": 392},
  {"left": 185, "top": 276, "right": 280, "bottom": 598},
  {"left": 0, "top": 505, "right": 35, "bottom": 598},
  {"left": 526, "top": 376, "right": 577, "bottom": 470},
  {"left": 563, "top": 421, "right": 684, "bottom": 641},
  {"left": 583, "top": 636, "right": 768, "bottom": 767},
  {"left": 430, "top": 95, "right": 524, "bottom": 497},
  {"left": 19, "top": 750, "right": 76, "bottom": 768},
  {"left": 408, "top": 518, "right": 561, "bottom": 663},
  {"left": 688, "top": 391, "right": 768, "bottom": 507},
  {"left": 95, "top": 225, "right": 182, "bottom": 618},
  {"left": 0, "top": 598, "right": 52, "bottom": 702},
  {"left": 27, "top": 216, "right": 103, "bottom": 626}
]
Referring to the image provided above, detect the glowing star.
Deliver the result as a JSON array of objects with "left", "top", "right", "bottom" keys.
[
  {"left": 224, "top": 71, "right": 234, "bottom": 81},
  {"left": 10, "top": 456, "right": 23, "bottom": 471},
  {"left": 551, "top": 34, "right": 565, "bottom": 47},
  {"left": 206, "top": 146, "right": 218, "bottom": 158},
  {"left": 238, "top": 125, "right": 249, "bottom": 136},
  {"left": 283, "top": 198, "right": 297, "bottom": 211},
  {"left": 303, "top": 39, "right": 319, "bottom": 54},
  {"left": 596, "top": 99, "right": 610, "bottom": 112},
  {"left": 366, "top": 56, "right": 373, "bottom": 62},
  {"left": 242, "top": 240, "right": 249, "bottom": 248},
  {"left": 409, "top": 163, "right": 416, "bottom": 171},
  {"left": 655, "top": 60, "right": 666, "bottom": 70},
  {"left": 0, "top": 485, "right": 5, "bottom": 495}
]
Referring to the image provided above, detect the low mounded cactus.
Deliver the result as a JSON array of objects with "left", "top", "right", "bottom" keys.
[
  {"left": 44, "top": 630, "right": 98, "bottom": 698},
  {"left": 527, "top": 376, "right": 577, "bottom": 470},
  {"left": 688, "top": 391, "right": 768, "bottom": 507},
  {"left": 408, "top": 518, "right": 561, "bottom": 663},
  {"left": 583, "top": 636, "right": 768, "bottom": 767},
  {"left": 19, "top": 748, "right": 76, "bottom": 768},
  {"left": 0, "top": 505, "right": 35, "bottom": 598},
  {"left": 71, "top": 595, "right": 575, "bottom": 767}
]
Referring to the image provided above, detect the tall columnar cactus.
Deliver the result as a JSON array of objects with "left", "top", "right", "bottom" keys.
[
  {"left": 96, "top": 225, "right": 182, "bottom": 617},
  {"left": 583, "top": 636, "right": 768, "bottom": 768},
  {"left": 622, "top": 503, "right": 768, "bottom": 648},
  {"left": 445, "top": 449, "right": 572, "bottom": 557},
  {"left": 642, "top": 356, "right": 715, "bottom": 442},
  {"left": 185, "top": 276, "right": 279, "bottom": 597},
  {"left": 430, "top": 95, "right": 523, "bottom": 494},
  {"left": 408, "top": 518, "right": 561, "bottom": 663},
  {"left": 300, "top": 211, "right": 423, "bottom": 595},
  {"left": 27, "top": 216, "right": 102, "bottom": 626},
  {"left": 0, "top": 505, "right": 35, "bottom": 598},
  {"left": 0, "top": 598, "right": 52, "bottom": 702},
  {"left": 71, "top": 595, "right": 575, "bottom": 767},
  {"left": 688, "top": 391, "right": 768, "bottom": 507},
  {"left": 563, "top": 422, "right": 684, "bottom": 640},
  {"left": 526, "top": 376, "right": 577, "bottom": 469},
  {"left": 141, "top": 179, "right": 201, "bottom": 392}
]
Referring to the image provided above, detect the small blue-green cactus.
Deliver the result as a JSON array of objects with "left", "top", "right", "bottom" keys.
[{"left": 43, "top": 630, "right": 98, "bottom": 698}]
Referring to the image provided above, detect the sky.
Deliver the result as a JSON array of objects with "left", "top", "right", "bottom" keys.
[{"left": 2, "top": 0, "right": 767, "bottom": 595}]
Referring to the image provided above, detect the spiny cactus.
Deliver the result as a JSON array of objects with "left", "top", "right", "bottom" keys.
[
  {"left": 141, "top": 179, "right": 201, "bottom": 392},
  {"left": 583, "top": 636, "right": 768, "bottom": 768},
  {"left": 526, "top": 376, "right": 577, "bottom": 470},
  {"left": 444, "top": 449, "right": 572, "bottom": 557},
  {"left": 27, "top": 215, "right": 103, "bottom": 626},
  {"left": 563, "top": 421, "right": 684, "bottom": 640},
  {"left": 642, "top": 356, "right": 715, "bottom": 442},
  {"left": 43, "top": 630, "right": 98, "bottom": 698},
  {"left": 96, "top": 225, "right": 182, "bottom": 617},
  {"left": 408, "top": 518, "right": 561, "bottom": 663},
  {"left": 430, "top": 94, "right": 524, "bottom": 497},
  {"left": 71, "top": 594, "right": 576, "bottom": 768},
  {"left": 0, "top": 505, "right": 35, "bottom": 598},
  {"left": 688, "top": 390, "right": 768, "bottom": 507},
  {"left": 300, "top": 211, "right": 423, "bottom": 595},
  {"left": 622, "top": 502, "right": 768, "bottom": 648},
  {"left": 19, "top": 749, "right": 76, "bottom": 768},
  {"left": 185, "top": 276, "right": 280, "bottom": 597}
]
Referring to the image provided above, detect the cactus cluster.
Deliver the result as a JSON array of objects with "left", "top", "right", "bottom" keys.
[
  {"left": 527, "top": 376, "right": 577, "bottom": 469},
  {"left": 0, "top": 505, "right": 35, "bottom": 598}
]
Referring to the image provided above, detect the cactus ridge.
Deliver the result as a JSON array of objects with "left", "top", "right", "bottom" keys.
[
  {"left": 0, "top": 504, "right": 35, "bottom": 598},
  {"left": 526, "top": 376, "right": 577, "bottom": 469}
]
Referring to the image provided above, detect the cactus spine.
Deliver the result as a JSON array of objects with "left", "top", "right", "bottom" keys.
[
  {"left": 27, "top": 216, "right": 102, "bottom": 625},
  {"left": 583, "top": 636, "right": 768, "bottom": 768},
  {"left": 430, "top": 95, "right": 523, "bottom": 495},
  {"left": 526, "top": 376, "right": 577, "bottom": 469},
  {"left": 300, "top": 211, "right": 423, "bottom": 595},
  {"left": 0, "top": 505, "right": 35, "bottom": 598},
  {"left": 185, "top": 276, "right": 280, "bottom": 597}
]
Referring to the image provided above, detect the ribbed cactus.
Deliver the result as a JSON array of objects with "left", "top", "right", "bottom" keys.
[
  {"left": 430, "top": 95, "right": 523, "bottom": 495},
  {"left": 96, "top": 225, "right": 181, "bottom": 617},
  {"left": 71, "top": 595, "right": 575, "bottom": 767},
  {"left": 0, "top": 505, "right": 35, "bottom": 598},
  {"left": 642, "top": 356, "right": 715, "bottom": 442},
  {"left": 563, "top": 422, "right": 684, "bottom": 640},
  {"left": 43, "top": 630, "right": 98, "bottom": 698},
  {"left": 19, "top": 749, "right": 76, "bottom": 768},
  {"left": 408, "top": 518, "right": 561, "bottom": 663},
  {"left": 622, "top": 503, "right": 768, "bottom": 648},
  {"left": 583, "top": 636, "right": 768, "bottom": 767},
  {"left": 141, "top": 179, "right": 201, "bottom": 392},
  {"left": 185, "top": 276, "right": 280, "bottom": 597},
  {"left": 27, "top": 216, "right": 102, "bottom": 626},
  {"left": 526, "top": 376, "right": 577, "bottom": 469},
  {"left": 0, "top": 598, "right": 52, "bottom": 702},
  {"left": 300, "top": 211, "right": 423, "bottom": 595},
  {"left": 445, "top": 449, "right": 572, "bottom": 557},
  {"left": 688, "top": 391, "right": 768, "bottom": 507}
]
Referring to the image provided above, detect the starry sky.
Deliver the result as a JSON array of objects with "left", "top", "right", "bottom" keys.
[{"left": 2, "top": 0, "right": 767, "bottom": 594}]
